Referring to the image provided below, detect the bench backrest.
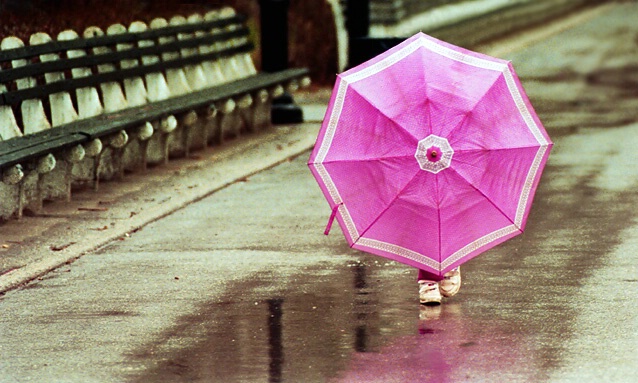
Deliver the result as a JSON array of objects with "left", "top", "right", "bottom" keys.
[{"left": 0, "top": 7, "right": 257, "bottom": 141}]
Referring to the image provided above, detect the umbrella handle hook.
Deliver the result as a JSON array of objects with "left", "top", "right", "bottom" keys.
[{"left": 324, "top": 202, "right": 344, "bottom": 235}]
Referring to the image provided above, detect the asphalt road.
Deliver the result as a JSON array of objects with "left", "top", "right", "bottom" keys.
[{"left": 1, "top": 2, "right": 638, "bottom": 382}]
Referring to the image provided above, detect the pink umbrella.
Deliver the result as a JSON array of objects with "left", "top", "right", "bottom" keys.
[{"left": 308, "top": 32, "right": 552, "bottom": 278}]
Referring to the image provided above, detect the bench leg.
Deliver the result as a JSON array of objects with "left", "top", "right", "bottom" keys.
[
  {"left": 22, "top": 154, "right": 57, "bottom": 215},
  {"left": 162, "top": 133, "right": 171, "bottom": 165},
  {"left": 17, "top": 181, "right": 25, "bottom": 219},
  {"left": 64, "top": 145, "right": 86, "bottom": 202},
  {"left": 115, "top": 147, "right": 126, "bottom": 181},
  {"left": 253, "top": 90, "right": 271, "bottom": 131},
  {"left": 202, "top": 104, "right": 218, "bottom": 148},
  {"left": 21, "top": 171, "right": 41, "bottom": 216},
  {"left": 139, "top": 140, "right": 149, "bottom": 172},
  {"left": 0, "top": 166, "right": 24, "bottom": 221},
  {"left": 180, "top": 110, "right": 198, "bottom": 158},
  {"left": 93, "top": 154, "right": 103, "bottom": 192},
  {"left": 134, "top": 122, "right": 154, "bottom": 172},
  {"left": 160, "top": 116, "right": 178, "bottom": 165}
]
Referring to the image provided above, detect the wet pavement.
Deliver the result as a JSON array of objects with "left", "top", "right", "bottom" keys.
[{"left": 2, "top": 2, "right": 638, "bottom": 382}]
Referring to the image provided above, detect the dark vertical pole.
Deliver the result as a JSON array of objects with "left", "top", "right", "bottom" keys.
[
  {"left": 352, "top": 263, "right": 369, "bottom": 353},
  {"left": 260, "top": 0, "right": 289, "bottom": 73},
  {"left": 346, "top": 0, "right": 370, "bottom": 40},
  {"left": 258, "top": 0, "right": 303, "bottom": 124},
  {"left": 346, "top": 0, "right": 370, "bottom": 68},
  {"left": 267, "top": 298, "right": 284, "bottom": 383}
]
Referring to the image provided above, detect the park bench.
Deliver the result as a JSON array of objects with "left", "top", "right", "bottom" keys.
[{"left": 0, "top": 7, "right": 310, "bottom": 220}]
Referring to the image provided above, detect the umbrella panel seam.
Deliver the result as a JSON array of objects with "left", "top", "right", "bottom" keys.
[
  {"left": 447, "top": 165, "right": 519, "bottom": 230},
  {"left": 354, "top": 169, "right": 422, "bottom": 244},
  {"left": 342, "top": 79, "right": 422, "bottom": 144}
]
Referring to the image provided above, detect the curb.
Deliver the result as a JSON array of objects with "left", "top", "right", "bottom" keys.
[{"left": 0, "top": 119, "right": 322, "bottom": 294}]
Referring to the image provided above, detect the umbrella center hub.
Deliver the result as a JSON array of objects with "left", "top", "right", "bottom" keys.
[
  {"left": 415, "top": 135, "right": 453, "bottom": 174},
  {"left": 427, "top": 147, "right": 441, "bottom": 162}
]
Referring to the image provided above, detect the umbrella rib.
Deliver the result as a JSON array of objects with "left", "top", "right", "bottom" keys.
[
  {"left": 435, "top": 169, "right": 442, "bottom": 268},
  {"left": 310, "top": 155, "right": 416, "bottom": 165},
  {"left": 354, "top": 170, "right": 422, "bottom": 244},
  {"left": 352, "top": 86, "right": 422, "bottom": 143},
  {"left": 453, "top": 144, "right": 549, "bottom": 153},
  {"left": 447, "top": 165, "right": 520, "bottom": 230},
  {"left": 443, "top": 71, "right": 504, "bottom": 138}
]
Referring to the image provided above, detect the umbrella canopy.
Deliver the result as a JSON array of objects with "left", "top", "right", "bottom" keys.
[{"left": 308, "top": 32, "right": 552, "bottom": 278}]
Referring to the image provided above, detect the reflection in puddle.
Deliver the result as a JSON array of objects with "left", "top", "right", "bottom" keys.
[
  {"left": 128, "top": 259, "right": 419, "bottom": 382},
  {"left": 352, "top": 262, "right": 370, "bottom": 353},
  {"left": 267, "top": 298, "right": 284, "bottom": 383}
]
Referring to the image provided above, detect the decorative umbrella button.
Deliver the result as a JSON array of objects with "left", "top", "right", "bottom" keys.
[
  {"left": 427, "top": 147, "right": 440, "bottom": 162},
  {"left": 415, "top": 135, "right": 453, "bottom": 173}
]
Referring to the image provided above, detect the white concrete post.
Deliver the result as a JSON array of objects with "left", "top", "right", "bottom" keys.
[
  {"left": 0, "top": 41, "right": 22, "bottom": 140},
  {"left": 3, "top": 36, "right": 51, "bottom": 135},
  {"left": 220, "top": 7, "right": 248, "bottom": 80},
  {"left": 31, "top": 32, "right": 78, "bottom": 127},
  {"left": 172, "top": 15, "right": 208, "bottom": 91},
  {"left": 222, "top": 7, "right": 257, "bottom": 78},
  {"left": 205, "top": 10, "right": 238, "bottom": 82},
  {"left": 108, "top": 23, "right": 148, "bottom": 108},
  {"left": 58, "top": 30, "right": 104, "bottom": 119},
  {"left": 150, "top": 17, "right": 192, "bottom": 97},
  {"left": 83, "top": 26, "right": 128, "bottom": 113},
  {"left": 130, "top": 21, "right": 171, "bottom": 102},
  {"left": 199, "top": 11, "right": 227, "bottom": 87}
]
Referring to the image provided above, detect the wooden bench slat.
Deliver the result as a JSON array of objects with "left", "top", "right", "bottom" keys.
[
  {"left": 0, "top": 14, "right": 247, "bottom": 62},
  {"left": 0, "top": 27, "right": 250, "bottom": 84},
  {"left": 0, "top": 43, "right": 254, "bottom": 106},
  {"left": 0, "top": 134, "right": 86, "bottom": 169}
]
